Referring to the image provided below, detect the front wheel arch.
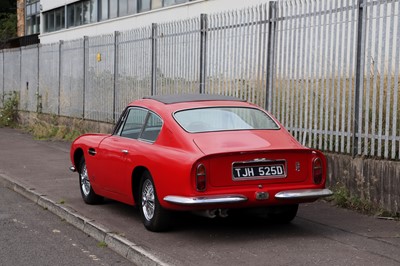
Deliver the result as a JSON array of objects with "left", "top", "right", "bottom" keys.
[
  {"left": 131, "top": 166, "right": 148, "bottom": 206},
  {"left": 73, "top": 148, "right": 84, "bottom": 172},
  {"left": 78, "top": 156, "right": 103, "bottom": 204}
]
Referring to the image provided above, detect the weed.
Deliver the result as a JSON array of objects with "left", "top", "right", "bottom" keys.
[
  {"left": 0, "top": 91, "right": 19, "bottom": 127},
  {"left": 97, "top": 241, "right": 108, "bottom": 248},
  {"left": 328, "top": 183, "right": 399, "bottom": 219},
  {"left": 26, "top": 115, "right": 87, "bottom": 141}
]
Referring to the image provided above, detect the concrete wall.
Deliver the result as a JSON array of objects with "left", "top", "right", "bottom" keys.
[{"left": 326, "top": 154, "right": 400, "bottom": 214}]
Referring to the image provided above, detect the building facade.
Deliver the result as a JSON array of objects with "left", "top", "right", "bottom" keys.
[{"left": 40, "top": 0, "right": 268, "bottom": 43}]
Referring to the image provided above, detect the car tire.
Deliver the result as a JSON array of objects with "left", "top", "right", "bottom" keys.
[
  {"left": 139, "top": 171, "right": 171, "bottom": 232},
  {"left": 268, "top": 204, "right": 298, "bottom": 223},
  {"left": 78, "top": 157, "right": 103, "bottom": 204}
]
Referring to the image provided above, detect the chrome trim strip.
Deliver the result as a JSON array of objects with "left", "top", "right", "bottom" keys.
[
  {"left": 275, "top": 189, "right": 333, "bottom": 199},
  {"left": 163, "top": 195, "right": 248, "bottom": 205}
]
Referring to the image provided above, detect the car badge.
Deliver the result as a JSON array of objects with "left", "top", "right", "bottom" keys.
[
  {"left": 253, "top": 158, "right": 269, "bottom": 162},
  {"left": 295, "top": 162, "right": 301, "bottom": 172}
]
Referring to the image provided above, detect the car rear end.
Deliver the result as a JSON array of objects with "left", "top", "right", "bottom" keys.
[
  {"left": 164, "top": 142, "right": 331, "bottom": 209},
  {"left": 163, "top": 103, "right": 332, "bottom": 210},
  {"left": 192, "top": 148, "right": 328, "bottom": 204}
]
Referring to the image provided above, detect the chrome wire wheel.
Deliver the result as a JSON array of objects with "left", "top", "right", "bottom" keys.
[
  {"left": 80, "top": 163, "right": 91, "bottom": 197},
  {"left": 78, "top": 157, "right": 102, "bottom": 204},
  {"left": 141, "top": 179, "right": 155, "bottom": 221}
]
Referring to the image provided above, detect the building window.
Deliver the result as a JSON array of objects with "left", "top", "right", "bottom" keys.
[
  {"left": 128, "top": 0, "right": 138, "bottom": 14},
  {"left": 66, "top": 1, "right": 98, "bottom": 28},
  {"left": 42, "top": 0, "right": 195, "bottom": 34},
  {"left": 100, "top": 0, "right": 109, "bottom": 21},
  {"left": 55, "top": 9, "right": 65, "bottom": 31},
  {"left": 119, "top": 0, "right": 129, "bottom": 16},
  {"left": 90, "top": 0, "right": 98, "bottom": 22},
  {"left": 139, "top": 0, "right": 151, "bottom": 12},
  {"left": 152, "top": 0, "right": 162, "bottom": 10},
  {"left": 44, "top": 7, "right": 65, "bottom": 33},
  {"left": 25, "top": 0, "right": 41, "bottom": 35},
  {"left": 109, "top": 0, "right": 118, "bottom": 19}
]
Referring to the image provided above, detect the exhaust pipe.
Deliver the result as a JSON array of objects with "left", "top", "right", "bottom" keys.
[
  {"left": 193, "top": 209, "right": 229, "bottom": 219},
  {"left": 193, "top": 209, "right": 218, "bottom": 218},
  {"left": 218, "top": 209, "right": 229, "bottom": 218}
]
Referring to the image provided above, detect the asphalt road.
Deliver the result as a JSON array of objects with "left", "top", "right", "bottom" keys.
[
  {"left": 0, "top": 127, "right": 399, "bottom": 265},
  {"left": 0, "top": 185, "right": 133, "bottom": 266}
]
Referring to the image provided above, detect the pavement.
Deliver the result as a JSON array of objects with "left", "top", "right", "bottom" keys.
[
  {"left": 1, "top": 127, "right": 400, "bottom": 266},
  {"left": 0, "top": 127, "right": 165, "bottom": 266}
]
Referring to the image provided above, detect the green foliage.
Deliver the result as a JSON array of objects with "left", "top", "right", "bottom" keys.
[
  {"left": 97, "top": 241, "right": 108, "bottom": 248},
  {"left": 0, "top": 92, "right": 19, "bottom": 127},
  {"left": 329, "top": 183, "right": 399, "bottom": 219},
  {"left": 331, "top": 185, "right": 372, "bottom": 213},
  {"left": 0, "top": 13, "right": 17, "bottom": 41},
  {"left": 0, "top": 0, "right": 16, "bottom": 42},
  {"left": 28, "top": 121, "right": 84, "bottom": 142}
]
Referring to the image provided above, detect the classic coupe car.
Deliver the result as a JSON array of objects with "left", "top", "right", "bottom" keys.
[{"left": 70, "top": 94, "right": 332, "bottom": 231}]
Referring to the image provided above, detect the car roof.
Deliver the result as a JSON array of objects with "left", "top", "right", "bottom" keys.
[{"left": 143, "top": 94, "right": 245, "bottom": 104}]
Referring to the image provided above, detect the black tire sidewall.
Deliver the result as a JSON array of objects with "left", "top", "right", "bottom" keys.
[
  {"left": 139, "top": 171, "right": 171, "bottom": 232},
  {"left": 78, "top": 157, "right": 101, "bottom": 204}
]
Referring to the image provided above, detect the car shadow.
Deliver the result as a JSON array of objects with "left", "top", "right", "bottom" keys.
[{"left": 91, "top": 199, "right": 338, "bottom": 244}]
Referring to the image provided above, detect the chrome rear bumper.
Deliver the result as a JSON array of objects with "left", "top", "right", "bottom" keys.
[
  {"left": 275, "top": 188, "right": 333, "bottom": 199},
  {"left": 164, "top": 188, "right": 333, "bottom": 205},
  {"left": 163, "top": 195, "right": 248, "bottom": 205}
]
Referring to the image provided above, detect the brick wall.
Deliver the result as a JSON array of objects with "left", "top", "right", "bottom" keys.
[{"left": 17, "top": 0, "right": 25, "bottom": 37}]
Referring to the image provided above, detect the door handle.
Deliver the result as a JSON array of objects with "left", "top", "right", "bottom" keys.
[
  {"left": 121, "top": 149, "right": 129, "bottom": 155},
  {"left": 88, "top": 148, "right": 96, "bottom": 156}
]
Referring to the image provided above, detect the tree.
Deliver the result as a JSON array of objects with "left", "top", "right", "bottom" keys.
[
  {"left": 0, "top": 0, "right": 17, "bottom": 42},
  {"left": 0, "top": 0, "right": 16, "bottom": 13}
]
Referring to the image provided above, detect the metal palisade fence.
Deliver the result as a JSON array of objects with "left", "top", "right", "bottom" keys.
[{"left": 0, "top": 0, "right": 400, "bottom": 160}]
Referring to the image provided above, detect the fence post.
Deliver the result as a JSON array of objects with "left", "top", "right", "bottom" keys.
[
  {"left": 199, "top": 13, "right": 208, "bottom": 94},
  {"left": 352, "top": 0, "right": 366, "bottom": 157},
  {"left": 151, "top": 23, "right": 157, "bottom": 96},
  {"left": 83, "top": 36, "right": 88, "bottom": 119},
  {"left": 113, "top": 31, "right": 119, "bottom": 123},
  {"left": 37, "top": 44, "right": 40, "bottom": 113},
  {"left": 19, "top": 47, "right": 22, "bottom": 98},
  {"left": 265, "top": 1, "right": 277, "bottom": 111},
  {"left": 1, "top": 51, "right": 4, "bottom": 105},
  {"left": 58, "top": 40, "right": 63, "bottom": 116}
]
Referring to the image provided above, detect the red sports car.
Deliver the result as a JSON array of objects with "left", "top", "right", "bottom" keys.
[{"left": 70, "top": 94, "right": 332, "bottom": 231}]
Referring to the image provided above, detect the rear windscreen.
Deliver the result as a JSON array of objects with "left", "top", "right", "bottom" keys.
[{"left": 174, "top": 107, "right": 279, "bottom": 133}]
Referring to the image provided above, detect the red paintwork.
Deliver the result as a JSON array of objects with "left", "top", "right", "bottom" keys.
[{"left": 70, "top": 98, "right": 328, "bottom": 211}]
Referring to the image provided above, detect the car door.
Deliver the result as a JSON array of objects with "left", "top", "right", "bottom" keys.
[{"left": 95, "top": 107, "right": 149, "bottom": 198}]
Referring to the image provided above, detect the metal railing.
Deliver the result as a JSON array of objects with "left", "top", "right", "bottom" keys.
[{"left": 1, "top": 0, "right": 399, "bottom": 160}]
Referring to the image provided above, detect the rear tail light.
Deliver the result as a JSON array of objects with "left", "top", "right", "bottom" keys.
[
  {"left": 312, "top": 157, "right": 323, "bottom": 185},
  {"left": 196, "top": 164, "right": 207, "bottom": 191}
]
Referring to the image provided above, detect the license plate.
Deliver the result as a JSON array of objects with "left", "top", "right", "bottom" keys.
[{"left": 232, "top": 161, "right": 286, "bottom": 179}]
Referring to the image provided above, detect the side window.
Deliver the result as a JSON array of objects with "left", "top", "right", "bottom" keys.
[
  {"left": 119, "top": 108, "right": 148, "bottom": 139},
  {"left": 140, "top": 112, "right": 163, "bottom": 142}
]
